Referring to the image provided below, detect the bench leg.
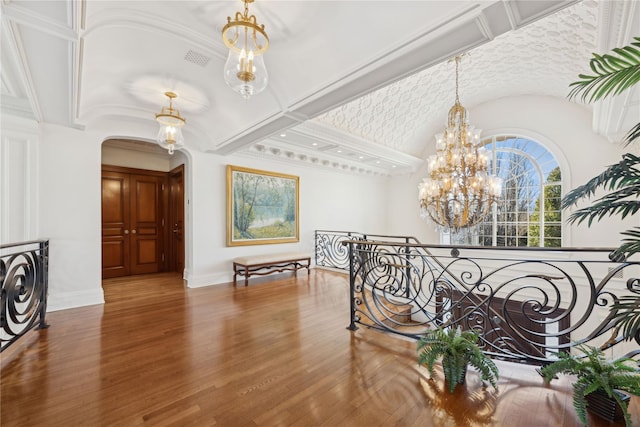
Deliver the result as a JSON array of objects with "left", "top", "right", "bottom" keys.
[{"left": 244, "top": 266, "right": 249, "bottom": 286}]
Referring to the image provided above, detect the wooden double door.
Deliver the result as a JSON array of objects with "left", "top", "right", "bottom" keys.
[{"left": 101, "top": 165, "right": 184, "bottom": 279}]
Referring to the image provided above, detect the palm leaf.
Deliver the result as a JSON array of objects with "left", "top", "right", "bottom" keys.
[
  {"left": 562, "top": 153, "right": 640, "bottom": 210},
  {"left": 562, "top": 152, "right": 640, "bottom": 259},
  {"left": 567, "top": 199, "right": 640, "bottom": 226},
  {"left": 610, "top": 227, "right": 640, "bottom": 261},
  {"left": 625, "top": 121, "right": 640, "bottom": 146},
  {"left": 610, "top": 294, "right": 640, "bottom": 341},
  {"left": 568, "top": 37, "right": 640, "bottom": 103}
]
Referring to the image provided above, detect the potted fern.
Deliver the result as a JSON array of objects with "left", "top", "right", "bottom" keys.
[
  {"left": 417, "top": 326, "right": 499, "bottom": 393},
  {"left": 540, "top": 345, "right": 640, "bottom": 426}
]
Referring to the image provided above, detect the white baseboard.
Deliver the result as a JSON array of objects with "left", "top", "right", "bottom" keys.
[
  {"left": 47, "top": 288, "right": 105, "bottom": 312},
  {"left": 185, "top": 272, "right": 232, "bottom": 288}
]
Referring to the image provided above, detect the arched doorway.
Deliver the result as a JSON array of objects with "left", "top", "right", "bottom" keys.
[{"left": 100, "top": 138, "right": 187, "bottom": 279}]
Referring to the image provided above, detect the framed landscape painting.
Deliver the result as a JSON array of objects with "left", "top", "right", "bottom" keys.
[{"left": 226, "top": 165, "right": 300, "bottom": 246}]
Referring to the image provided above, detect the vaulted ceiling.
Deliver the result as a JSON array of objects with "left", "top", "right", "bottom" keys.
[{"left": 2, "top": 1, "right": 638, "bottom": 176}]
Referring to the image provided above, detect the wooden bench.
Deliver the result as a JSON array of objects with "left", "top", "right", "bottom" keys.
[{"left": 232, "top": 252, "right": 311, "bottom": 286}]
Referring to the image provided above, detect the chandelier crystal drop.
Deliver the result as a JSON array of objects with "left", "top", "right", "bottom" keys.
[
  {"left": 155, "top": 91, "right": 185, "bottom": 155},
  {"left": 418, "top": 56, "right": 502, "bottom": 232},
  {"left": 222, "top": 0, "right": 269, "bottom": 99}
]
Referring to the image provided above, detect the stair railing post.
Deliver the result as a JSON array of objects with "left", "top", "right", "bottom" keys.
[
  {"left": 314, "top": 230, "right": 318, "bottom": 267},
  {"left": 346, "top": 240, "right": 358, "bottom": 331},
  {"left": 405, "top": 237, "right": 411, "bottom": 298},
  {"left": 37, "top": 240, "right": 49, "bottom": 330}
]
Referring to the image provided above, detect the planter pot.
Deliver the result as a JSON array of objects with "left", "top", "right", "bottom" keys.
[{"left": 585, "top": 388, "right": 630, "bottom": 422}]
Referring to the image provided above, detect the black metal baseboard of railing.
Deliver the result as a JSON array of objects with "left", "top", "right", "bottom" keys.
[
  {"left": 1, "top": 240, "right": 49, "bottom": 352},
  {"left": 328, "top": 235, "right": 639, "bottom": 365}
]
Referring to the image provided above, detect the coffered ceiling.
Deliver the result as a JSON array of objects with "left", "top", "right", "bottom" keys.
[{"left": 1, "top": 1, "right": 638, "bottom": 176}]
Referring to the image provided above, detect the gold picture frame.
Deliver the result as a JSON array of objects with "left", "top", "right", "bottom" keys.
[{"left": 226, "top": 165, "right": 300, "bottom": 246}]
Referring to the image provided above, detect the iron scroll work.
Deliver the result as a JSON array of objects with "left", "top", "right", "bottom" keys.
[
  {"left": 315, "top": 230, "right": 420, "bottom": 270},
  {"left": 340, "top": 238, "right": 639, "bottom": 365},
  {"left": 1, "top": 240, "right": 49, "bottom": 352}
]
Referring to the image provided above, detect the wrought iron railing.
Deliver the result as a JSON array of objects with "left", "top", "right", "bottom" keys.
[
  {"left": 338, "top": 238, "right": 639, "bottom": 365},
  {"left": 314, "top": 230, "right": 420, "bottom": 270},
  {"left": 1, "top": 240, "right": 49, "bottom": 352}
]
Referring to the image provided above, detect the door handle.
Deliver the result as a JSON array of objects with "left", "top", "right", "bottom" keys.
[
  {"left": 173, "top": 229, "right": 179, "bottom": 233},
  {"left": 131, "top": 229, "right": 137, "bottom": 234},
  {"left": 124, "top": 230, "right": 129, "bottom": 234}
]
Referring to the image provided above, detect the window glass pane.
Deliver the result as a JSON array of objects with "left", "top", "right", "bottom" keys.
[
  {"left": 544, "top": 211, "right": 562, "bottom": 222},
  {"left": 475, "top": 136, "right": 561, "bottom": 248}
]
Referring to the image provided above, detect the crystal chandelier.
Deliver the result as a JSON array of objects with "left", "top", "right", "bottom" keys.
[
  {"left": 222, "top": 0, "right": 269, "bottom": 99},
  {"left": 418, "top": 56, "right": 502, "bottom": 232},
  {"left": 155, "top": 91, "right": 185, "bottom": 155}
]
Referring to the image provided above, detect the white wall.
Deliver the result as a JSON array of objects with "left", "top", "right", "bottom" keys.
[
  {"left": 102, "top": 144, "right": 173, "bottom": 172},
  {"left": 38, "top": 124, "right": 105, "bottom": 310},
  {"left": 185, "top": 151, "right": 389, "bottom": 287},
  {"left": 0, "top": 116, "right": 39, "bottom": 244},
  {"left": 387, "top": 95, "right": 636, "bottom": 250}
]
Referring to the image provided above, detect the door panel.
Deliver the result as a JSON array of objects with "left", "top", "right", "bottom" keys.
[
  {"left": 102, "top": 167, "right": 167, "bottom": 279},
  {"left": 130, "top": 174, "right": 164, "bottom": 275},
  {"left": 169, "top": 166, "right": 185, "bottom": 274},
  {"left": 102, "top": 241, "right": 125, "bottom": 269},
  {"left": 134, "top": 178, "right": 159, "bottom": 222},
  {"left": 101, "top": 172, "right": 130, "bottom": 278},
  {"left": 136, "top": 239, "right": 157, "bottom": 264}
]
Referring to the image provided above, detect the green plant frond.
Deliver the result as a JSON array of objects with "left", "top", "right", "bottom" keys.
[
  {"left": 608, "top": 373, "right": 640, "bottom": 395},
  {"left": 417, "top": 327, "right": 497, "bottom": 392},
  {"left": 568, "top": 37, "right": 640, "bottom": 103},
  {"left": 625, "top": 121, "right": 640, "bottom": 146},
  {"left": 585, "top": 379, "right": 607, "bottom": 396},
  {"left": 610, "top": 294, "right": 640, "bottom": 340},
  {"left": 613, "top": 44, "right": 640, "bottom": 63},
  {"left": 546, "top": 345, "right": 640, "bottom": 426},
  {"left": 610, "top": 227, "right": 640, "bottom": 260},
  {"left": 561, "top": 153, "right": 640, "bottom": 209},
  {"left": 442, "top": 354, "right": 465, "bottom": 393},
  {"left": 620, "top": 226, "right": 640, "bottom": 240},
  {"left": 617, "top": 396, "right": 632, "bottom": 427},
  {"left": 418, "top": 340, "right": 448, "bottom": 374},
  {"left": 572, "top": 382, "right": 589, "bottom": 426},
  {"left": 594, "top": 182, "right": 640, "bottom": 201},
  {"left": 468, "top": 350, "right": 499, "bottom": 389},
  {"left": 566, "top": 198, "right": 640, "bottom": 226},
  {"left": 541, "top": 358, "right": 574, "bottom": 382}
]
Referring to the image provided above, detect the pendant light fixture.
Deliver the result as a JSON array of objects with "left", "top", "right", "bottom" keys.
[
  {"left": 418, "top": 56, "right": 502, "bottom": 232},
  {"left": 222, "top": 0, "right": 269, "bottom": 99},
  {"left": 155, "top": 91, "right": 185, "bottom": 155}
]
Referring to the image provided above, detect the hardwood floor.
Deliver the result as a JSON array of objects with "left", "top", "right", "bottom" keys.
[{"left": 1, "top": 270, "right": 638, "bottom": 426}]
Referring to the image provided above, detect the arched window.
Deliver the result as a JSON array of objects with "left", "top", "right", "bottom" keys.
[{"left": 477, "top": 136, "right": 562, "bottom": 247}]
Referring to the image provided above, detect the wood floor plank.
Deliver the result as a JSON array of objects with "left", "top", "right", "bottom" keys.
[{"left": 1, "top": 270, "right": 638, "bottom": 426}]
